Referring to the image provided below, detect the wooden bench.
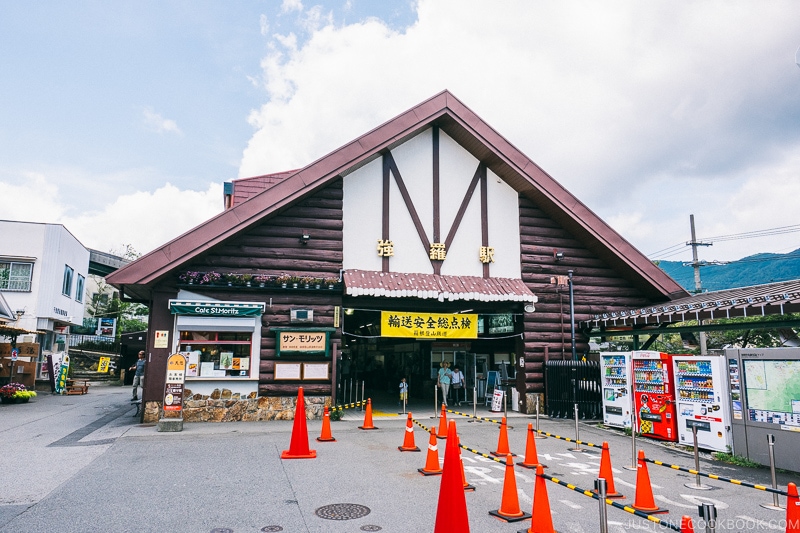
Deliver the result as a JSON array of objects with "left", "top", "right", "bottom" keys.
[{"left": 66, "top": 379, "right": 89, "bottom": 395}]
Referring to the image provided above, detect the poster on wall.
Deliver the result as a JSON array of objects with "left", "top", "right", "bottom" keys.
[
  {"left": 185, "top": 351, "right": 199, "bottom": 377},
  {"left": 275, "top": 363, "right": 302, "bottom": 380}
]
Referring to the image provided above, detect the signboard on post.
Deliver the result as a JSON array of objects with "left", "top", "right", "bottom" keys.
[
  {"left": 163, "top": 353, "right": 186, "bottom": 412},
  {"left": 98, "top": 357, "right": 110, "bottom": 373},
  {"left": 491, "top": 389, "right": 505, "bottom": 413}
]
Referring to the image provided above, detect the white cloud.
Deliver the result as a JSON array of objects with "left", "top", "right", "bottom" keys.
[
  {"left": 281, "top": 0, "right": 303, "bottom": 13},
  {"left": 259, "top": 14, "right": 270, "bottom": 36},
  {"left": 239, "top": 0, "right": 800, "bottom": 262},
  {"left": 143, "top": 107, "right": 182, "bottom": 135},
  {"left": 0, "top": 172, "right": 222, "bottom": 255},
  {"left": 0, "top": 172, "right": 66, "bottom": 223},
  {"left": 62, "top": 182, "right": 223, "bottom": 255}
]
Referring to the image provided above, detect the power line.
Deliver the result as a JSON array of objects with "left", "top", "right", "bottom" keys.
[{"left": 648, "top": 223, "right": 800, "bottom": 259}]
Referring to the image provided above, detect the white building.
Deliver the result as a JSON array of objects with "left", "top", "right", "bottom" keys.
[{"left": 0, "top": 220, "right": 89, "bottom": 366}]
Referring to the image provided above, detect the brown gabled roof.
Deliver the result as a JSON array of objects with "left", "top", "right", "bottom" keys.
[
  {"left": 108, "top": 90, "right": 686, "bottom": 302},
  {"left": 230, "top": 170, "right": 297, "bottom": 207}
]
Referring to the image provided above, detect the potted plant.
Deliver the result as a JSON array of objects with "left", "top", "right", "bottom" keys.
[
  {"left": 241, "top": 274, "right": 254, "bottom": 287},
  {"left": 254, "top": 274, "right": 270, "bottom": 288},
  {"left": 223, "top": 273, "right": 240, "bottom": 286},
  {"left": 179, "top": 271, "right": 200, "bottom": 285},
  {"left": 201, "top": 271, "right": 221, "bottom": 285},
  {"left": 313, "top": 277, "right": 323, "bottom": 289},
  {"left": 324, "top": 277, "right": 339, "bottom": 289},
  {"left": 0, "top": 383, "right": 34, "bottom": 404},
  {"left": 290, "top": 276, "right": 301, "bottom": 289},
  {"left": 276, "top": 274, "right": 291, "bottom": 288},
  {"left": 300, "top": 276, "right": 314, "bottom": 289}
]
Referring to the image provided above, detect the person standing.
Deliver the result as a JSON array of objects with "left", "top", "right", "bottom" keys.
[
  {"left": 450, "top": 366, "right": 465, "bottom": 406},
  {"left": 398, "top": 377, "right": 408, "bottom": 407},
  {"left": 437, "top": 361, "right": 452, "bottom": 407},
  {"left": 129, "top": 351, "right": 146, "bottom": 401}
]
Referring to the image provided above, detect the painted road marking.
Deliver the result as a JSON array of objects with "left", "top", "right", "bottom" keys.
[{"left": 560, "top": 499, "right": 582, "bottom": 509}]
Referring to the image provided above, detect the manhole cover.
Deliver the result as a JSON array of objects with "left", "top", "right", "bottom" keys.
[
  {"left": 315, "top": 503, "right": 371, "bottom": 520},
  {"left": 261, "top": 527, "right": 283, "bottom": 532},
  {"left": 361, "top": 526, "right": 382, "bottom": 531}
]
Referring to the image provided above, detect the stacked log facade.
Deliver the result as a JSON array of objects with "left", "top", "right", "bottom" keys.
[
  {"left": 518, "top": 196, "right": 652, "bottom": 394},
  {"left": 187, "top": 180, "right": 344, "bottom": 397}
]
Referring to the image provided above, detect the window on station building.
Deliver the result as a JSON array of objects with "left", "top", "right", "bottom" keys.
[
  {"left": 0, "top": 261, "right": 34, "bottom": 292},
  {"left": 179, "top": 330, "right": 254, "bottom": 378},
  {"left": 75, "top": 274, "right": 85, "bottom": 303},
  {"left": 62, "top": 265, "right": 74, "bottom": 297}
]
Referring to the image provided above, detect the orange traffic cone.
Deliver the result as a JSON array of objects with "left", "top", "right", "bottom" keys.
[
  {"left": 593, "top": 441, "right": 623, "bottom": 498},
  {"left": 519, "top": 464, "right": 556, "bottom": 533},
  {"left": 457, "top": 436, "right": 475, "bottom": 492},
  {"left": 680, "top": 515, "right": 695, "bottom": 533},
  {"left": 316, "top": 405, "right": 336, "bottom": 442},
  {"left": 280, "top": 387, "right": 317, "bottom": 459},
  {"left": 437, "top": 404, "right": 448, "bottom": 439},
  {"left": 359, "top": 398, "right": 378, "bottom": 430},
  {"left": 434, "top": 420, "right": 470, "bottom": 532},
  {"left": 519, "top": 423, "right": 547, "bottom": 469},
  {"left": 491, "top": 417, "right": 515, "bottom": 457},
  {"left": 418, "top": 427, "right": 443, "bottom": 476},
  {"left": 787, "top": 482, "right": 799, "bottom": 533},
  {"left": 489, "top": 454, "right": 531, "bottom": 522},
  {"left": 632, "top": 450, "right": 666, "bottom": 514},
  {"left": 398, "top": 412, "right": 421, "bottom": 452}
]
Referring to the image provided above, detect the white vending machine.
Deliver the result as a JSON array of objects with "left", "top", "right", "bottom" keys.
[
  {"left": 600, "top": 352, "right": 632, "bottom": 428},
  {"left": 672, "top": 354, "right": 732, "bottom": 452}
]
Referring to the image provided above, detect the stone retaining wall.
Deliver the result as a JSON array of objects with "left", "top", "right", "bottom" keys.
[{"left": 141, "top": 388, "right": 329, "bottom": 423}]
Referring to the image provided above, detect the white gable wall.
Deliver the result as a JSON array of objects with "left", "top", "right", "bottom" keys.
[{"left": 342, "top": 128, "right": 521, "bottom": 279}]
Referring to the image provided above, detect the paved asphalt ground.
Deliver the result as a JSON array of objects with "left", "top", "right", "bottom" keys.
[{"left": 1, "top": 384, "right": 798, "bottom": 533}]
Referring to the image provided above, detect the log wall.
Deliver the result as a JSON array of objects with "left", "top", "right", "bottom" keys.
[
  {"left": 519, "top": 196, "right": 653, "bottom": 394},
  {"left": 188, "top": 180, "right": 344, "bottom": 396}
]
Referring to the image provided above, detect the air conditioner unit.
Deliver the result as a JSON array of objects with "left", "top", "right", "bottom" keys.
[
  {"left": 20, "top": 335, "right": 35, "bottom": 344},
  {"left": 290, "top": 309, "right": 313, "bottom": 323}
]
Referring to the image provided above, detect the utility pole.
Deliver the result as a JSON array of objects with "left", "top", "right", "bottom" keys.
[{"left": 687, "top": 215, "right": 712, "bottom": 354}]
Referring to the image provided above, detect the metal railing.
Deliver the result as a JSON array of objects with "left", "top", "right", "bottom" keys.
[{"left": 545, "top": 359, "right": 602, "bottom": 419}]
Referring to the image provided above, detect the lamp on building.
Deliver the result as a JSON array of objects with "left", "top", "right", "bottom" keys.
[
  {"left": 299, "top": 231, "right": 310, "bottom": 245},
  {"left": 14, "top": 309, "right": 24, "bottom": 323},
  {"left": 554, "top": 250, "right": 564, "bottom": 262}
]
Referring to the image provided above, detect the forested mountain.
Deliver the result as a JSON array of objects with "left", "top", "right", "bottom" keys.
[{"left": 656, "top": 249, "right": 800, "bottom": 292}]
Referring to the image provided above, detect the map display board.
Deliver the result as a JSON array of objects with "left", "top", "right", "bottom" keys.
[{"left": 744, "top": 360, "right": 800, "bottom": 427}]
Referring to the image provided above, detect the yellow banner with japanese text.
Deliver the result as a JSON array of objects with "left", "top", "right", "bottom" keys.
[{"left": 381, "top": 311, "right": 478, "bottom": 339}]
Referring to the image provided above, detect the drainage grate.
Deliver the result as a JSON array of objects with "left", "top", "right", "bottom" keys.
[
  {"left": 210, "top": 529, "right": 233, "bottom": 533},
  {"left": 360, "top": 526, "right": 382, "bottom": 531},
  {"left": 315, "top": 503, "right": 371, "bottom": 521},
  {"left": 261, "top": 527, "right": 283, "bottom": 532}
]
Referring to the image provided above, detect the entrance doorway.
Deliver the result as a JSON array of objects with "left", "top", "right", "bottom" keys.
[{"left": 339, "top": 307, "right": 522, "bottom": 413}]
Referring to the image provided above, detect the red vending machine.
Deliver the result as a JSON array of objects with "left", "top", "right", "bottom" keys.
[{"left": 632, "top": 350, "right": 678, "bottom": 441}]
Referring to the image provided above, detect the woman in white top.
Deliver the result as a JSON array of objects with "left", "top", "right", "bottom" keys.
[{"left": 450, "top": 366, "right": 465, "bottom": 406}]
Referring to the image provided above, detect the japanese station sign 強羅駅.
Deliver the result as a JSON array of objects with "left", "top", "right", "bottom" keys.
[
  {"left": 381, "top": 311, "right": 478, "bottom": 339},
  {"left": 276, "top": 331, "right": 329, "bottom": 357}
]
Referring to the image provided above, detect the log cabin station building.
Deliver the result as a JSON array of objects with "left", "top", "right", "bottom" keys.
[{"left": 107, "top": 91, "right": 687, "bottom": 423}]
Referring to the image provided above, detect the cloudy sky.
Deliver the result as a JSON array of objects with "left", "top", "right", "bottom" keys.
[{"left": 2, "top": 1, "right": 800, "bottom": 268}]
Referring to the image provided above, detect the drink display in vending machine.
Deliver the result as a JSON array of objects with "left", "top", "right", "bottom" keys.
[
  {"left": 632, "top": 350, "right": 677, "bottom": 441},
  {"left": 672, "top": 354, "right": 732, "bottom": 452},
  {"left": 600, "top": 352, "right": 632, "bottom": 428}
]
